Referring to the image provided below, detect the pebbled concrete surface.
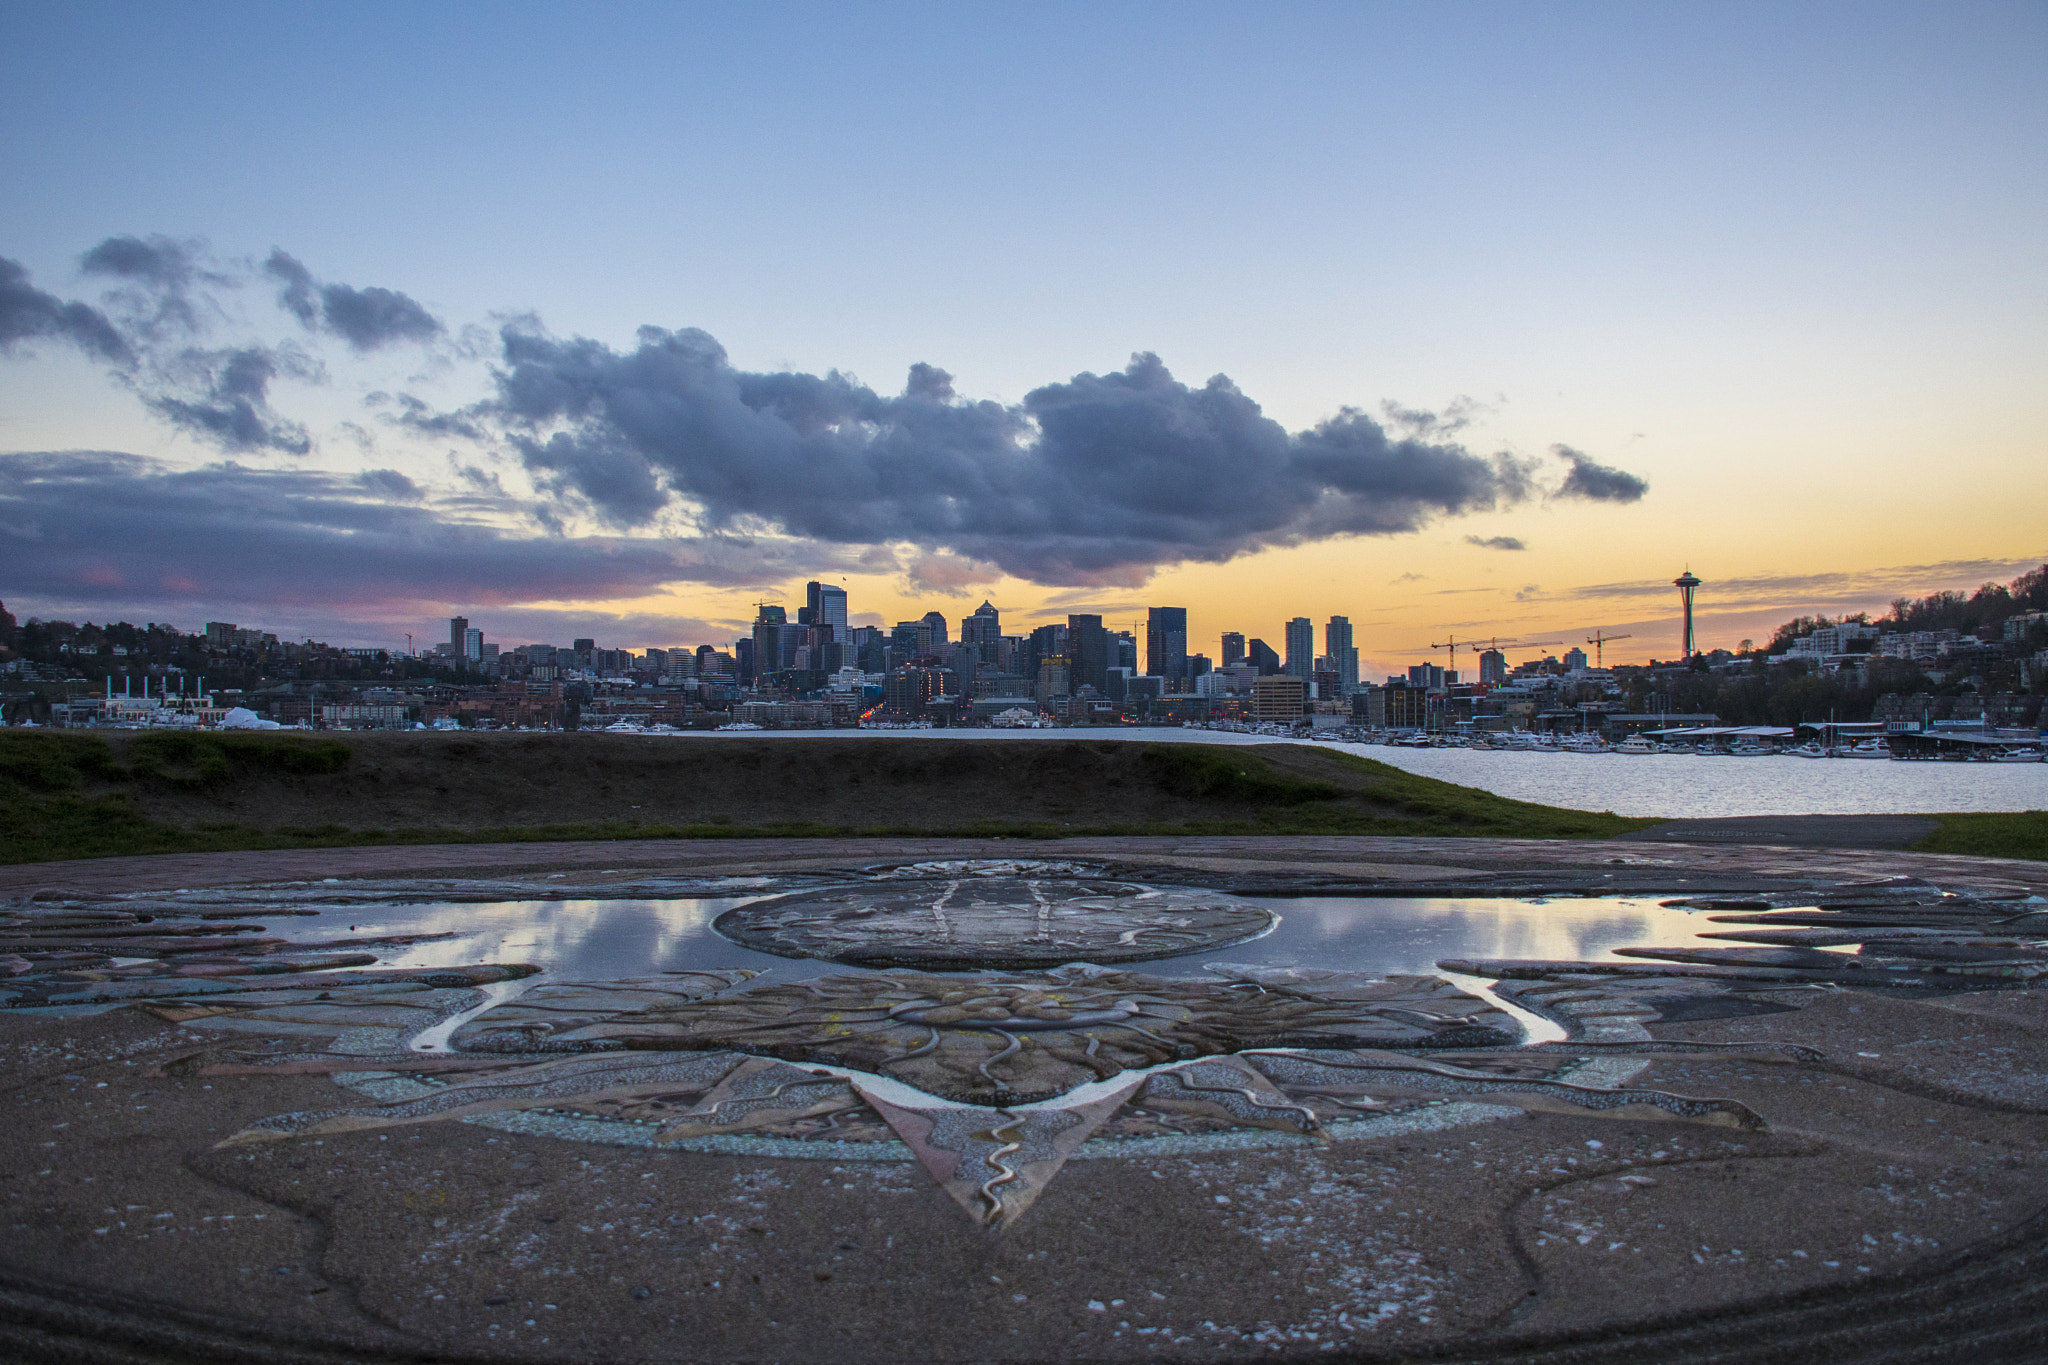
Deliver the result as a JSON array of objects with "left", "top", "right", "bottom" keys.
[{"left": 6, "top": 837, "right": 2048, "bottom": 1364}]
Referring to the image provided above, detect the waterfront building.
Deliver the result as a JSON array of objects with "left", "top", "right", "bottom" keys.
[{"left": 1252, "top": 674, "right": 1307, "bottom": 723}]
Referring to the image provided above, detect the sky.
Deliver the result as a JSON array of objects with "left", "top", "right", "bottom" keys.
[{"left": 2, "top": 1, "right": 2043, "bottom": 678}]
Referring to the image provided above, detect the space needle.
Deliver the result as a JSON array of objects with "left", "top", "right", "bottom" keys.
[{"left": 1674, "top": 569, "right": 1702, "bottom": 659}]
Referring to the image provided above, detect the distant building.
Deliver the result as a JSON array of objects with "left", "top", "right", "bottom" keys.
[
  {"left": 1252, "top": 674, "right": 1307, "bottom": 723},
  {"left": 752, "top": 605, "right": 790, "bottom": 680},
  {"left": 807, "top": 581, "right": 849, "bottom": 634},
  {"left": 1562, "top": 646, "right": 1589, "bottom": 673},
  {"left": 450, "top": 617, "right": 469, "bottom": 655},
  {"left": 1478, "top": 649, "right": 1507, "bottom": 686},
  {"left": 1034, "top": 656, "right": 1070, "bottom": 705},
  {"left": 463, "top": 627, "right": 483, "bottom": 661},
  {"left": 1325, "top": 616, "right": 1359, "bottom": 694},
  {"left": 883, "top": 666, "right": 953, "bottom": 717},
  {"left": 1220, "top": 632, "right": 1246, "bottom": 667},
  {"left": 1067, "top": 614, "right": 1111, "bottom": 694},
  {"left": 1246, "top": 639, "right": 1282, "bottom": 675},
  {"left": 1284, "top": 617, "right": 1314, "bottom": 680},
  {"left": 1146, "top": 606, "right": 1188, "bottom": 685},
  {"left": 960, "top": 601, "right": 1002, "bottom": 662}
]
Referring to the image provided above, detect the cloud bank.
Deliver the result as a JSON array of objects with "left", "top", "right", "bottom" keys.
[
  {"left": 0, "top": 450, "right": 838, "bottom": 625},
  {"left": 487, "top": 330, "right": 1583, "bottom": 585},
  {"left": 0, "top": 233, "right": 1656, "bottom": 594}
]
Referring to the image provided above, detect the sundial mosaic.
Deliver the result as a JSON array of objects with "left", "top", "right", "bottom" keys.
[{"left": 6, "top": 861, "right": 2039, "bottom": 1227}]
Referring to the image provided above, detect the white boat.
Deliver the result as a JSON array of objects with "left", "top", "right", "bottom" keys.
[
  {"left": 1612, "top": 736, "right": 1656, "bottom": 755},
  {"left": 1980, "top": 747, "right": 2045, "bottom": 763},
  {"left": 1784, "top": 742, "right": 1830, "bottom": 759},
  {"left": 1840, "top": 739, "right": 1890, "bottom": 759},
  {"left": 1726, "top": 740, "right": 1773, "bottom": 757}
]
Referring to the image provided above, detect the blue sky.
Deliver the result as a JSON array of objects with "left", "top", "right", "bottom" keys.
[{"left": 2, "top": 2, "right": 2043, "bottom": 667}]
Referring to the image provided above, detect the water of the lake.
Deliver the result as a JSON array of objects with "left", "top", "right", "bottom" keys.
[{"left": 659, "top": 728, "right": 2047, "bottom": 818}]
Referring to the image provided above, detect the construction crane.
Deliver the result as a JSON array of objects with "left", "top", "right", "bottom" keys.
[
  {"left": 1586, "top": 630, "right": 1634, "bottom": 668},
  {"left": 1434, "top": 635, "right": 1561, "bottom": 678}
]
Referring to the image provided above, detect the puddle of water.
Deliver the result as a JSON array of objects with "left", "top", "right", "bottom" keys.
[{"left": 268, "top": 894, "right": 1727, "bottom": 990}]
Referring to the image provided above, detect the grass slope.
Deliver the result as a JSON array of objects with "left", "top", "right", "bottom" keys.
[
  {"left": 1914, "top": 812, "right": 2048, "bottom": 864},
  {"left": 0, "top": 729, "right": 1655, "bottom": 865}
]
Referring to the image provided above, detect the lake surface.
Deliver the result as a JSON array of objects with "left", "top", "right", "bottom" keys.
[
  {"left": 294, "top": 893, "right": 1725, "bottom": 985},
  {"left": 666, "top": 728, "right": 2047, "bottom": 818}
]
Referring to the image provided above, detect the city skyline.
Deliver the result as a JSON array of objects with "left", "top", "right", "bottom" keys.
[{"left": 2, "top": 5, "right": 2042, "bottom": 678}]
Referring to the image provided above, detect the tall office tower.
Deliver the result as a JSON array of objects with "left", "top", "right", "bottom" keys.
[
  {"left": 573, "top": 637, "right": 596, "bottom": 661},
  {"left": 1478, "top": 649, "right": 1507, "bottom": 686},
  {"left": 960, "top": 601, "right": 1002, "bottom": 662},
  {"left": 1408, "top": 663, "right": 1446, "bottom": 689},
  {"left": 845, "top": 626, "right": 883, "bottom": 673},
  {"left": 463, "top": 627, "right": 483, "bottom": 661},
  {"left": 1247, "top": 639, "right": 1282, "bottom": 675},
  {"left": 920, "top": 610, "right": 950, "bottom": 648},
  {"left": 1220, "top": 632, "right": 1246, "bottom": 667},
  {"left": 1325, "top": 616, "right": 1359, "bottom": 694},
  {"left": 1022, "top": 623, "right": 1067, "bottom": 683},
  {"left": 890, "top": 620, "right": 923, "bottom": 666},
  {"left": 449, "top": 617, "right": 469, "bottom": 654},
  {"left": 1284, "top": 617, "right": 1315, "bottom": 680},
  {"left": 751, "top": 605, "right": 789, "bottom": 682},
  {"left": 1146, "top": 607, "right": 1188, "bottom": 683},
  {"left": 734, "top": 637, "right": 756, "bottom": 683},
  {"left": 1114, "top": 630, "right": 1138, "bottom": 671},
  {"left": 1067, "top": 614, "right": 1110, "bottom": 694},
  {"left": 807, "top": 581, "right": 849, "bottom": 634}
]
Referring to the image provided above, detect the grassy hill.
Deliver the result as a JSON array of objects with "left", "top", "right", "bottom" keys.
[{"left": 0, "top": 730, "right": 1659, "bottom": 864}]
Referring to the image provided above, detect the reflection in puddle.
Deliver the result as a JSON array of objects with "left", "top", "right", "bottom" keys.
[{"left": 276, "top": 895, "right": 1723, "bottom": 987}]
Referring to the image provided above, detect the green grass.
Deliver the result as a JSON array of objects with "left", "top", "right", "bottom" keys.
[
  {"left": 1913, "top": 812, "right": 2048, "bottom": 863},
  {"left": 0, "top": 729, "right": 1657, "bottom": 864}
]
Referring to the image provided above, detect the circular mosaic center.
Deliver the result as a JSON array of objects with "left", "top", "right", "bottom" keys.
[{"left": 712, "top": 877, "right": 1275, "bottom": 968}]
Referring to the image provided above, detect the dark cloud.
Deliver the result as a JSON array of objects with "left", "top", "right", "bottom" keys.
[
  {"left": 1380, "top": 395, "right": 1492, "bottom": 440},
  {"left": 1553, "top": 444, "right": 1650, "bottom": 502},
  {"left": 80, "top": 234, "right": 222, "bottom": 341},
  {"left": 353, "top": 468, "right": 422, "bottom": 500},
  {"left": 387, "top": 392, "right": 488, "bottom": 441},
  {"left": 0, "top": 451, "right": 847, "bottom": 625},
  {"left": 262, "top": 249, "right": 320, "bottom": 328},
  {"left": 265, "top": 250, "right": 443, "bottom": 351},
  {"left": 0, "top": 257, "right": 132, "bottom": 365},
  {"left": 1465, "top": 535, "right": 1527, "bottom": 551},
  {"left": 485, "top": 330, "right": 1556, "bottom": 585},
  {"left": 142, "top": 346, "right": 315, "bottom": 456}
]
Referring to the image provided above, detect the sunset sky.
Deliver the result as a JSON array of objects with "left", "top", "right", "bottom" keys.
[{"left": 2, "top": 3, "right": 2042, "bottom": 679}]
